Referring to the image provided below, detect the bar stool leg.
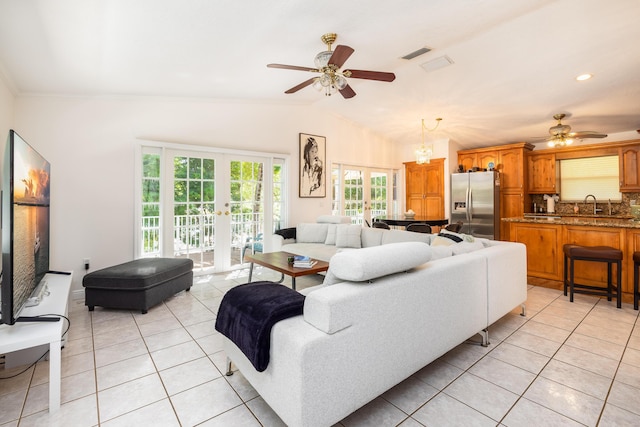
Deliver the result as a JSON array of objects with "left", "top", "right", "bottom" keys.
[
  {"left": 569, "top": 257, "right": 575, "bottom": 303},
  {"left": 607, "top": 262, "right": 613, "bottom": 302},
  {"left": 563, "top": 253, "right": 568, "bottom": 296},
  {"left": 635, "top": 260, "right": 639, "bottom": 310},
  {"left": 616, "top": 259, "right": 622, "bottom": 309}
]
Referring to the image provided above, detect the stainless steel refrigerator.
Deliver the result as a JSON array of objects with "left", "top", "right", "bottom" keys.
[{"left": 451, "top": 171, "right": 500, "bottom": 240}]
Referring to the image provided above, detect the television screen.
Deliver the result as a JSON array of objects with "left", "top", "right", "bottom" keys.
[{"left": 1, "top": 130, "right": 50, "bottom": 325}]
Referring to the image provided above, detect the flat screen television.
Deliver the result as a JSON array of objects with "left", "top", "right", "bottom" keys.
[{"left": 0, "top": 130, "right": 51, "bottom": 325}]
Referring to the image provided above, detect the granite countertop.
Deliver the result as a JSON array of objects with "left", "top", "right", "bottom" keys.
[{"left": 502, "top": 214, "right": 640, "bottom": 229}]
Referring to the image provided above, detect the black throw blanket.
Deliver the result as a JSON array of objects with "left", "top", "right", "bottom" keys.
[{"left": 215, "top": 281, "right": 305, "bottom": 372}]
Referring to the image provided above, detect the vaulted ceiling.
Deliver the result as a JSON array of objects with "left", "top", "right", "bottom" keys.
[{"left": 0, "top": 0, "right": 638, "bottom": 149}]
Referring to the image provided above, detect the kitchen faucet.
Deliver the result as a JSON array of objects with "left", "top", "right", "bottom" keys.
[{"left": 584, "top": 194, "right": 602, "bottom": 215}]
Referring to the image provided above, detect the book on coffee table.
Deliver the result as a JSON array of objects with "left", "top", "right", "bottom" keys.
[{"left": 293, "top": 260, "right": 317, "bottom": 268}]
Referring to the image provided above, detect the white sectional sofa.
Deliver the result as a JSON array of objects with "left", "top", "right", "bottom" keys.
[
  {"left": 272, "top": 215, "right": 434, "bottom": 262},
  {"left": 223, "top": 225, "right": 528, "bottom": 427}
]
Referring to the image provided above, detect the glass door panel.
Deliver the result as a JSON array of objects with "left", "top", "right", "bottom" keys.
[
  {"left": 370, "top": 171, "right": 388, "bottom": 220},
  {"left": 172, "top": 155, "right": 216, "bottom": 271},
  {"left": 343, "top": 169, "right": 364, "bottom": 224},
  {"left": 229, "top": 159, "right": 265, "bottom": 269}
]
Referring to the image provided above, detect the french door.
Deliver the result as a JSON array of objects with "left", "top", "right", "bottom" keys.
[
  {"left": 139, "top": 146, "right": 277, "bottom": 274},
  {"left": 332, "top": 165, "right": 397, "bottom": 224}
]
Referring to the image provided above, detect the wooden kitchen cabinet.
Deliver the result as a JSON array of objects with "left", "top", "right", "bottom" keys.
[
  {"left": 619, "top": 146, "right": 640, "bottom": 192},
  {"left": 477, "top": 151, "right": 498, "bottom": 170},
  {"left": 499, "top": 148, "right": 526, "bottom": 191},
  {"left": 405, "top": 159, "right": 444, "bottom": 218},
  {"left": 509, "top": 222, "right": 562, "bottom": 280},
  {"left": 527, "top": 153, "right": 556, "bottom": 193},
  {"left": 626, "top": 230, "right": 640, "bottom": 294},
  {"left": 508, "top": 220, "right": 630, "bottom": 295},
  {"left": 458, "top": 152, "right": 476, "bottom": 172}
]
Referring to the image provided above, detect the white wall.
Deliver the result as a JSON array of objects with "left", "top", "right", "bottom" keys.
[
  {"left": 0, "top": 74, "right": 14, "bottom": 156},
  {"left": 12, "top": 96, "right": 400, "bottom": 292}
]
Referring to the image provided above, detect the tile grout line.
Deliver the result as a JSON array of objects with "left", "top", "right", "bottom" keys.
[
  {"left": 594, "top": 306, "right": 640, "bottom": 425},
  {"left": 498, "top": 295, "right": 631, "bottom": 426}
]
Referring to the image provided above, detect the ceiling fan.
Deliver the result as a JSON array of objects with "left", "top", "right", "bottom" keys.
[
  {"left": 544, "top": 113, "right": 607, "bottom": 147},
  {"left": 267, "top": 33, "right": 396, "bottom": 99}
]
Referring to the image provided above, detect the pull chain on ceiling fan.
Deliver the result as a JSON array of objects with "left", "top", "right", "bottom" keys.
[{"left": 267, "top": 33, "right": 396, "bottom": 99}]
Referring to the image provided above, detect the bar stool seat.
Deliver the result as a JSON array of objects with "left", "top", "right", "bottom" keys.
[
  {"left": 563, "top": 244, "right": 622, "bottom": 308},
  {"left": 634, "top": 251, "right": 640, "bottom": 310}
]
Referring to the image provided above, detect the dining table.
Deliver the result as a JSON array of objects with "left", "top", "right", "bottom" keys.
[{"left": 373, "top": 216, "right": 449, "bottom": 228}]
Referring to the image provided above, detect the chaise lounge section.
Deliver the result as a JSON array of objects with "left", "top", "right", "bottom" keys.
[{"left": 222, "top": 237, "right": 527, "bottom": 426}]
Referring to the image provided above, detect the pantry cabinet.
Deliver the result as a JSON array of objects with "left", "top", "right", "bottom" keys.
[{"left": 404, "top": 159, "right": 445, "bottom": 219}]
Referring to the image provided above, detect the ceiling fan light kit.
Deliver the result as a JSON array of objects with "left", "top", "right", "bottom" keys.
[
  {"left": 267, "top": 33, "right": 396, "bottom": 99},
  {"left": 545, "top": 113, "right": 607, "bottom": 147}
]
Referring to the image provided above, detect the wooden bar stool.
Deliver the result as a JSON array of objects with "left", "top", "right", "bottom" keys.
[
  {"left": 563, "top": 244, "right": 622, "bottom": 308},
  {"left": 634, "top": 252, "right": 640, "bottom": 310}
]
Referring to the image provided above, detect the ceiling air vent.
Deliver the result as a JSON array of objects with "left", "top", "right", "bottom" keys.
[
  {"left": 401, "top": 47, "right": 432, "bottom": 60},
  {"left": 420, "top": 55, "right": 454, "bottom": 73}
]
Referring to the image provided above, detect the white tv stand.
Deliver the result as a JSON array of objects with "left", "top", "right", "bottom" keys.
[{"left": 0, "top": 271, "right": 72, "bottom": 412}]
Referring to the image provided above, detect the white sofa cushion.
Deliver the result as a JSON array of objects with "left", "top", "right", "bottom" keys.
[
  {"left": 360, "top": 227, "right": 385, "bottom": 247},
  {"left": 324, "top": 241, "right": 431, "bottom": 285},
  {"left": 452, "top": 240, "right": 485, "bottom": 255},
  {"left": 335, "top": 224, "right": 362, "bottom": 248},
  {"left": 324, "top": 224, "right": 337, "bottom": 245},
  {"left": 297, "top": 223, "right": 329, "bottom": 243}
]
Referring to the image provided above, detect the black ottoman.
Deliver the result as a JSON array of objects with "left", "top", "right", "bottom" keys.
[{"left": 83, "top": 258, "right": 193, "bottom": 314}]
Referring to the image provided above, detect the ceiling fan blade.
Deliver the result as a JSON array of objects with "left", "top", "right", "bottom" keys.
[
  {"left": 345, "top": 69, "right": 396, "bottom": 82},
  {"left": 329, "top": 45, "right": 354, "bottom": 68},
  {"left": 267, "top": 63, "right": 319, "bottom": 73},
  {"left": 339, "top": 84, "right": 356, "bottom": 99},
  {"left": 570, "top": 131, "right": 608, "bottom": 139},
  {"left": 284, "top": 78, "right": 316, "bottom": 94}
]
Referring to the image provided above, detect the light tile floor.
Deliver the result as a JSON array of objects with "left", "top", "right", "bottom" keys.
[{"left": 2, "top": 267, "right": 640, "bottom": 426}]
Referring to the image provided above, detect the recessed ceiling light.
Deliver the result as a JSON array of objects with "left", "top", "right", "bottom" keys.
[{"left": 576, "top": 73, "right": 593, "bottom": 81}]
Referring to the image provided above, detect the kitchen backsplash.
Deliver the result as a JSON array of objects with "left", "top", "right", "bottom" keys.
[{"left": 529, "top": 193, "right": 639, "bottom": 216}]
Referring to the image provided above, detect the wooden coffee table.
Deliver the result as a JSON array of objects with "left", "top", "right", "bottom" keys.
[{"left": 245, "top": 251, "right": 329, "bottom": 290}]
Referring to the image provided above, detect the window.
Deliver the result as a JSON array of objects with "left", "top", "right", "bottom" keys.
[{"left": 559, "top": 156, "right": 621, "bottom": 201}]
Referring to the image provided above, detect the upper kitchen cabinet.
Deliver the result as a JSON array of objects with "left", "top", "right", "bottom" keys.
[
  {"left": 457, "top": 152, "right": 477, "bottom": 172},
  {"left": 620, "top": 145, "right": 640, "bottom": 192},
  {"left": 527, "top": 153, "right": 556, "bottom": 193},
  {"left": 499, "top": 148, "right": 528, "bottom": 191}
]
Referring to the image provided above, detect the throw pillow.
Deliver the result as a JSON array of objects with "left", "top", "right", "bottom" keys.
[
  {"left": 438, "top": 230, "right": 475, "bottom": 243},
  {"left": 324, "top": 224, "right": 338, "bottom": 245},
  {"left": 335, "top": 224, "right": 362, "bottom": 248},
  {"left": 323, "top": 241, "right": 431, "bottom": 285},
  {"left": 297, "top": 223, "right": 329, "bottom": 243},
  {"left": 431, "top": 235, "right": 455, "bottom": 247},
  {"left": 274, "top": 227, "right": 296, "bottom": 240}
]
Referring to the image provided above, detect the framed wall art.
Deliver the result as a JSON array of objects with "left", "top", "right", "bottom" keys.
[{"left": 299, "top": 133, "right": 326, "bottom": 198}]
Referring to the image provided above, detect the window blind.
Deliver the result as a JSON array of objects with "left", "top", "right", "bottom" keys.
[{"left": 559, "top": 156, "right": 621, "bottom": 201}]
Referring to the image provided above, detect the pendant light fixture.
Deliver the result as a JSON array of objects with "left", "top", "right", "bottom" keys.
[{"left": 416, "top": 117, "right": 442, "bottom": 164}]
